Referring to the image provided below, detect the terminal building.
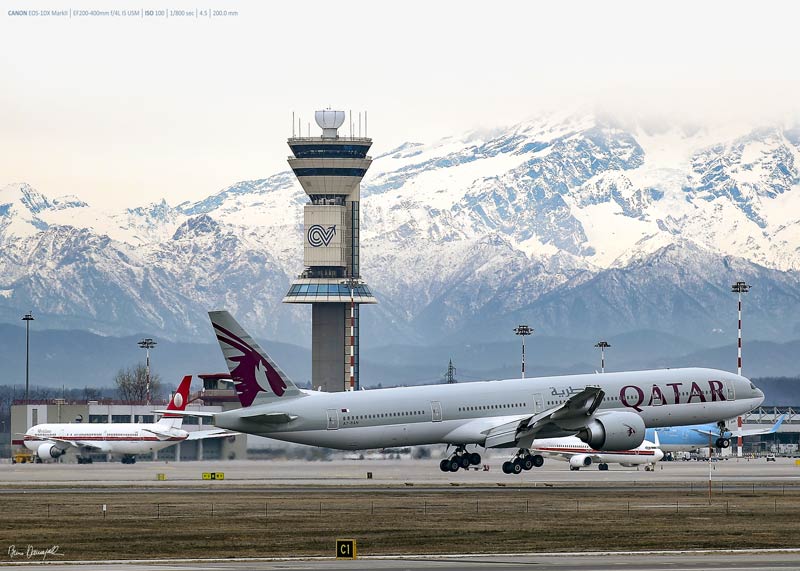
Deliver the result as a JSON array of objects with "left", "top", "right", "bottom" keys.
[
  {"left": 7, "top": 374, "right": 247, "bottom": 462},
  {"left": 282, "top": 109, "right": 377, "bottom": 392}
]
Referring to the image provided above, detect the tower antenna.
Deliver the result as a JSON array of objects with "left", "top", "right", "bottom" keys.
[{"left": 292, "top": 112, "right": 295, "bottom": 137}]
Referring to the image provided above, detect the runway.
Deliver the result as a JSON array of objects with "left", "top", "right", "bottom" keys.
[
  {"left": 2, "top": 457, "right": 799, "bottom": 490},
  {"left": 6, "top": 551, "right": 800, "bottom": 571}
]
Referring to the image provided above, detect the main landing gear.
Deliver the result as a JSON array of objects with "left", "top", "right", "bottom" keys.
[
  {"left": 598, "top": 463, "right": 609, "bottom": 471},
  {"left": 502, "top": 449, "right": 544, "bottom": 475},
  {"left": 121, "top": 456, "right": 137, "bottom": 465},
  {"left": 77, "top": 456, "right": 94, "bottom": 464},
  {"left": 439, "top": 447, "right": 481, "bottom": 472}
]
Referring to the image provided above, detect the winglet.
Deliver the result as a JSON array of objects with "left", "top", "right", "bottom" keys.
[
  {"left": 208, "top": 310, "right": 300, "bottom": 406},
  {"left": 162, "top": 375, "right": 192, "bottom": 418}
]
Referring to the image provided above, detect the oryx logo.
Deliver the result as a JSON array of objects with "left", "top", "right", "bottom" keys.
[
  {"left": 625, "top": 424, "right": 636, "bottom": 437},
  {"left": 212, "top": 322, "right": 287, "bottom": 406},
  {"left": 307, "top": 224, "right": 336, "bottom": 247}
]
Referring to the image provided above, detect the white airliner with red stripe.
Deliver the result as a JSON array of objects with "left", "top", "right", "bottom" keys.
[
  {"left": 22, "top": 376, "right": 231, "bottom": 464},
  {"left": 528, "top": 435, "right": 664, "bottom": 472}
]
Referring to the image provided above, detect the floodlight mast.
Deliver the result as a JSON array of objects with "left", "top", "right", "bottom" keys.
[
  {"left": 594, "top": 341, "right": 611, "bottom": 373},
  {"left": 731, "top": 280, "right": 750, "bottom": 458},
  {"left": 138, "top": 338, "right": 157, "bottom": 405},
  {"left": 513, "top": 325, "right": 533, "bottom": 379},
  {"left": 22, "top": 312, "right": 34, "bottom": 402}
]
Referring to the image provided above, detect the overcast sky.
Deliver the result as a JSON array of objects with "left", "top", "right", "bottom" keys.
[{"left": 2, "top": 0, "right": 799, "bottom": 209}]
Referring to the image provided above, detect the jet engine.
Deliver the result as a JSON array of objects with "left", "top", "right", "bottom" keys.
[
  {"left": 37, "top": 443, "right": 65, "bottom": 459},
  {"left": 569, "top": 454, "right": 592, "bottom": 469},
  {"left": 576, "top": 411, "right": 645, "bottom": 451}
]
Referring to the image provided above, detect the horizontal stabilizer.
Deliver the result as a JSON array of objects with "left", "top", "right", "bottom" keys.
[
  {"left": 151, "top": 409, "right": 215, "bottom": 418},
  {"left": 186, "top": 429, "right": 238, "bottom": 441},
  {"left": 240, "top": 412, "right": 298, "bottom": 424}
]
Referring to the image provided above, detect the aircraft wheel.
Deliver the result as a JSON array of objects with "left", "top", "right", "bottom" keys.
[
  {"left": 469, "top": 452, "right": 481, "bottom": 466},
  {"left": 448, "top": 459, "right": 460, "bottom": 472},
  {"left": 570, "top": 466, "right": 579, "bottom": 471},
  {"left": 440, "top": 459, "right": 451, "bottom": 472},
  {"left": 512, "top": 459, "right": 523, "bottom": 475},
  {"left": 598, "top": 463, "right": 609, "bottom": 471},
  {"left": 502, "top": 461, "right": 513, "bottom": 474},
  {"left": 77, "top": 457, "right": 84, "bottom": 465},
  {"left": 521, "top": 456, "right": 534, "bottom": 471},
  {"left": 459, "top": 454, "right": 471, "bottom": 469},
  {"left": 532, "top": 454, "right": 544, "bottom": 468}
]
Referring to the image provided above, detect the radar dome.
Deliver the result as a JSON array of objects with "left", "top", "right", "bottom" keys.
[{"left": 315, "top": 109, "right": 345, "bottom": 138}]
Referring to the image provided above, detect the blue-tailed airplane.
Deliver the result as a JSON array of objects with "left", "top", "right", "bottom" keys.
[{"left": 644, "top": 415, "right": 785, "bottom": 453}]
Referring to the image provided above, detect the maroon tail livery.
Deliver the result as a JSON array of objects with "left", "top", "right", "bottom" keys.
[{"left": 209, "top": 311, "right": 299, "bottom": 406}]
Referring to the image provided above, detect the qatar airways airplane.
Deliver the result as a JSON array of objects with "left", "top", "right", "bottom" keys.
[
  {"left": 23, "top": 376, "right": 231, "bottom": 464},
  {"left": 172, "top": 311, "right": 764, "bottom": 474}
]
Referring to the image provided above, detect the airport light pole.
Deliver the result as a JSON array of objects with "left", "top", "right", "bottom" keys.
[
  {"left": 513, "top": 325, "right": 533, "bottom": 379},
  {"left": 138, "top": 338, "right": 157, "bottom": 405},
  {"left": 22, "top": 312, "right": 34, "bottom": 402},
  {"left": 731, "top": 280, "right": 751, "bottom": 458},
  {"left": 341, "top": 277, "right": 359, "bottom": 391},
  {"left": 594, "top": 341, "right": 611, "bottom": 373}
]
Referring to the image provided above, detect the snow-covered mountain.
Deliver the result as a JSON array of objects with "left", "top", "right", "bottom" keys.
[{"left": 2, "top": 111, "right": 800, "bottom": 347}]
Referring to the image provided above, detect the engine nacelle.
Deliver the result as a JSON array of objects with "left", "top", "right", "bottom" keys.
[
  {"left": 569, "top": 454, "right": 592, "bottom": 469},
  {"left": 577, "top": 411, "right": 645, "bottom": 451},
  {"left": 37, "top": 443, "right": 65, "bottom": 459}
]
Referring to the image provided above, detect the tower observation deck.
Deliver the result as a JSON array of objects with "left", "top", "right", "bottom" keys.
[{"left": 282, "top": 110, "right": 377, "bottom": 392}]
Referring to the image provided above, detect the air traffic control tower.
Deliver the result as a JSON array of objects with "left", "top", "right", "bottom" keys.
[{"left": 282, "top": 110, "right": 377, "bottom": 392}]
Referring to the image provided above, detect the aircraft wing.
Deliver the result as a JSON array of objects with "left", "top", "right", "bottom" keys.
[
  {"left": 738, "top": 414, "right": 786, "bottom": 437},
  {"left": 185, "top": 429, "right": 238, "bottom": 441},
  {"left": 693, "top": 414, "right": 786, "bottom": 438},
  {"left": 22, "top": 435, "right": 83, "bottom": 449},
  {"left": 483, "top": 386, "right": 605, "bottom": 449}
]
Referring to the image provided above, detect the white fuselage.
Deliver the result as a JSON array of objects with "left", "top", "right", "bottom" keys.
[
  {"left": 24, "top": 423, "right": 187, "bottom": 456},
  {"left": 213, "top": 368, "right": 764, "bottom": 450},
  {"left": 532, "top": 436, "right": 664, "bottom": 466}
]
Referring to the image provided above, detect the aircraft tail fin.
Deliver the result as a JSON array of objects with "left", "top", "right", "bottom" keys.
[
  {"left": 208, "top": 310, "right": 300, "bottom": 407},
  {"left": 157, "top": 375, "right": 193, "bottom": 428}
]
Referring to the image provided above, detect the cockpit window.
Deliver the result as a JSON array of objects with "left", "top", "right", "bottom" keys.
[{"left": 750, "top": 382, "right": 756, "bottom": 390}]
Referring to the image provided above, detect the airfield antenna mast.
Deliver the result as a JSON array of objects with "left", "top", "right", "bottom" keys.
[
  {"left": 513, "top": 325, "right": 533, "bottom": 379},
  {"left": 731, "top": 280, "right": 751, "bottom": 458}
]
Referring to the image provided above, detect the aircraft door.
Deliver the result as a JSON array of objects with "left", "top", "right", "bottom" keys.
[
  {"left": 533, "top": 393, "right": 544, "bottom": 413},
  {"left": 325, "top": 409, "right": 339, "bottom": 430},
  {"left": 727, "top": 381, "right": 735, "bottom": 400},
  {"left": 431, "top": 401, "right": 443, "bottom": 422}
]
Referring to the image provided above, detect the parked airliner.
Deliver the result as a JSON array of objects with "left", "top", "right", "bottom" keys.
[
  {"left": 645, "top": 415, "right": 785, "bottom": 453},
  {"left": 171, "top": 311, "right": 764, "bottom": 474},
  {"left": 23, "top": 376, "right": 232, "bottom": 463},
  {"left": 527, "top": 435, "right": 664, "bottom": 472}
]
